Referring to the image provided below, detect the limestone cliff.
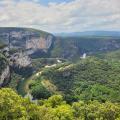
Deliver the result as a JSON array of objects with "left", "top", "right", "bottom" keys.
[
  {"left": 0, "top": 27, "right": 55, "bottom": 86},
  {"left": 0, "top": 27, "right": 54, "bottom": 54},
  {"left": 26, "top": 35, "right": 53, "bottom": 50},
  {"left": 10, "top": 52, "right": 31, "bottom": 67}
]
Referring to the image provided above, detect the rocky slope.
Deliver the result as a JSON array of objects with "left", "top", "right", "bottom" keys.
[
  {"left": 0, "top": 27, "right": 55, "bottom": 86},
  {"left": 0, "top": 54, "right": 10, "bottom": 87}
]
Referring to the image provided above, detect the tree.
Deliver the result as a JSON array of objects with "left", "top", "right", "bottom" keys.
[{"left": 0, "top": 88, "right": 27, "bottom": 120}]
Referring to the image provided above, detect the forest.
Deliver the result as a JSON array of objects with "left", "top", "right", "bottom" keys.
[
  {"left": 0, "top": 88, "right": 120, "bottom": 120},
  {"left": 28, "top": 57, "right": 120, "bottom": 103}
]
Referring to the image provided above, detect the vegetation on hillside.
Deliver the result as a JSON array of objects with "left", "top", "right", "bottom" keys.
[
  {"left": 51, "top": 36, "right": 120, "bottom": 59},
  {"left": 97, "top": 50, "right": 120, "bottom": 61},
  {"left": 29, "top": 57, "right": 120, "bottom": 103}
]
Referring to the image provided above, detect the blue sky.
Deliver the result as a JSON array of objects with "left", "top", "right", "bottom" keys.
[
  {"left": 0, "top": 0, "right": 120, "bottom": 33},
  {"left": 38, "top": 0, "right": 73, "bottom": 5}
]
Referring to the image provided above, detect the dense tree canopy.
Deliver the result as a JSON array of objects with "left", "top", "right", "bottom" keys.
[
  {"left": 0, "top": 88, "right": 120, "bottom": 120},
  {"left": 29, "top": 57, "right": 120, "bottom": 103}
]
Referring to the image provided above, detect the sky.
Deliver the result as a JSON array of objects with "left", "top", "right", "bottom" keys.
[{"left": 0, "top": 0, "right": 120, "bottom": 33}]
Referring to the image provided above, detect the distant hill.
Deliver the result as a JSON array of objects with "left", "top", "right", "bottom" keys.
[
  {"left": 51, "top": 36, "right": 120, "bottom": 60},
  {"left": 56, "top": 31, "right": 120, "bottom": 37}
]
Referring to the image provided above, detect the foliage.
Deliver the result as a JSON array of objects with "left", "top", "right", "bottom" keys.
[
  {"left": 97, "top": 49, "right": 120, "bottom": 61},
  {"left": 0, "top": 88, "right": 28, "bottom": 120},
  {"left": 8, "top": 72, "right": 22, "bottom": 90},
  {"left": 30, "top": 80, "right": 52, "bottom": 99},
  {"left": 31, "top": 57, "right": 120, "bottom": 103},
  {"left": 0, "top": 88, "right": 120, "bottom": 120}
]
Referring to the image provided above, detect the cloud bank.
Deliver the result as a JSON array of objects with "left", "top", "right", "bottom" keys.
[{"left": 0, "top": 0, "right": 120, "bottom": 32}]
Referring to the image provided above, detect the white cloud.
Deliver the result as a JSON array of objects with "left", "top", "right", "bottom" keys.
[{"left": 0, "top": 0, "right": 120, "bottom": 33}]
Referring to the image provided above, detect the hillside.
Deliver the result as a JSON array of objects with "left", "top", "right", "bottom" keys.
[
  {"left": 0, "top": 27, "right": 54, "bottom": 57},
  {"left": 97, "top": 49, "right": 120, "bottom": 61},
  {"left": 51, "top": 36, "right": 120, "bottom": 60},
  {"left": 26, "top": 57, "right": 120, "bottom": 103},
  {"left": 56, "top": 31, "right": 120, "bottom": 37}
]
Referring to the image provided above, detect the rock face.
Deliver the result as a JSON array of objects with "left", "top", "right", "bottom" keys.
[
  {"left": 0, "top": 27, "right": 54, "bottom": 86},
  {"left": 0, "top": 66, "right": 10, "bottom": 87},
  {"left": 10, "top": 52, "right": 31, "bottom": 67},
  {"left": 0, "top": 27, "right": 54, "bottom": 55},
  {"left": 26, "top": 35, "right": 53, "bottom": 50}
]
